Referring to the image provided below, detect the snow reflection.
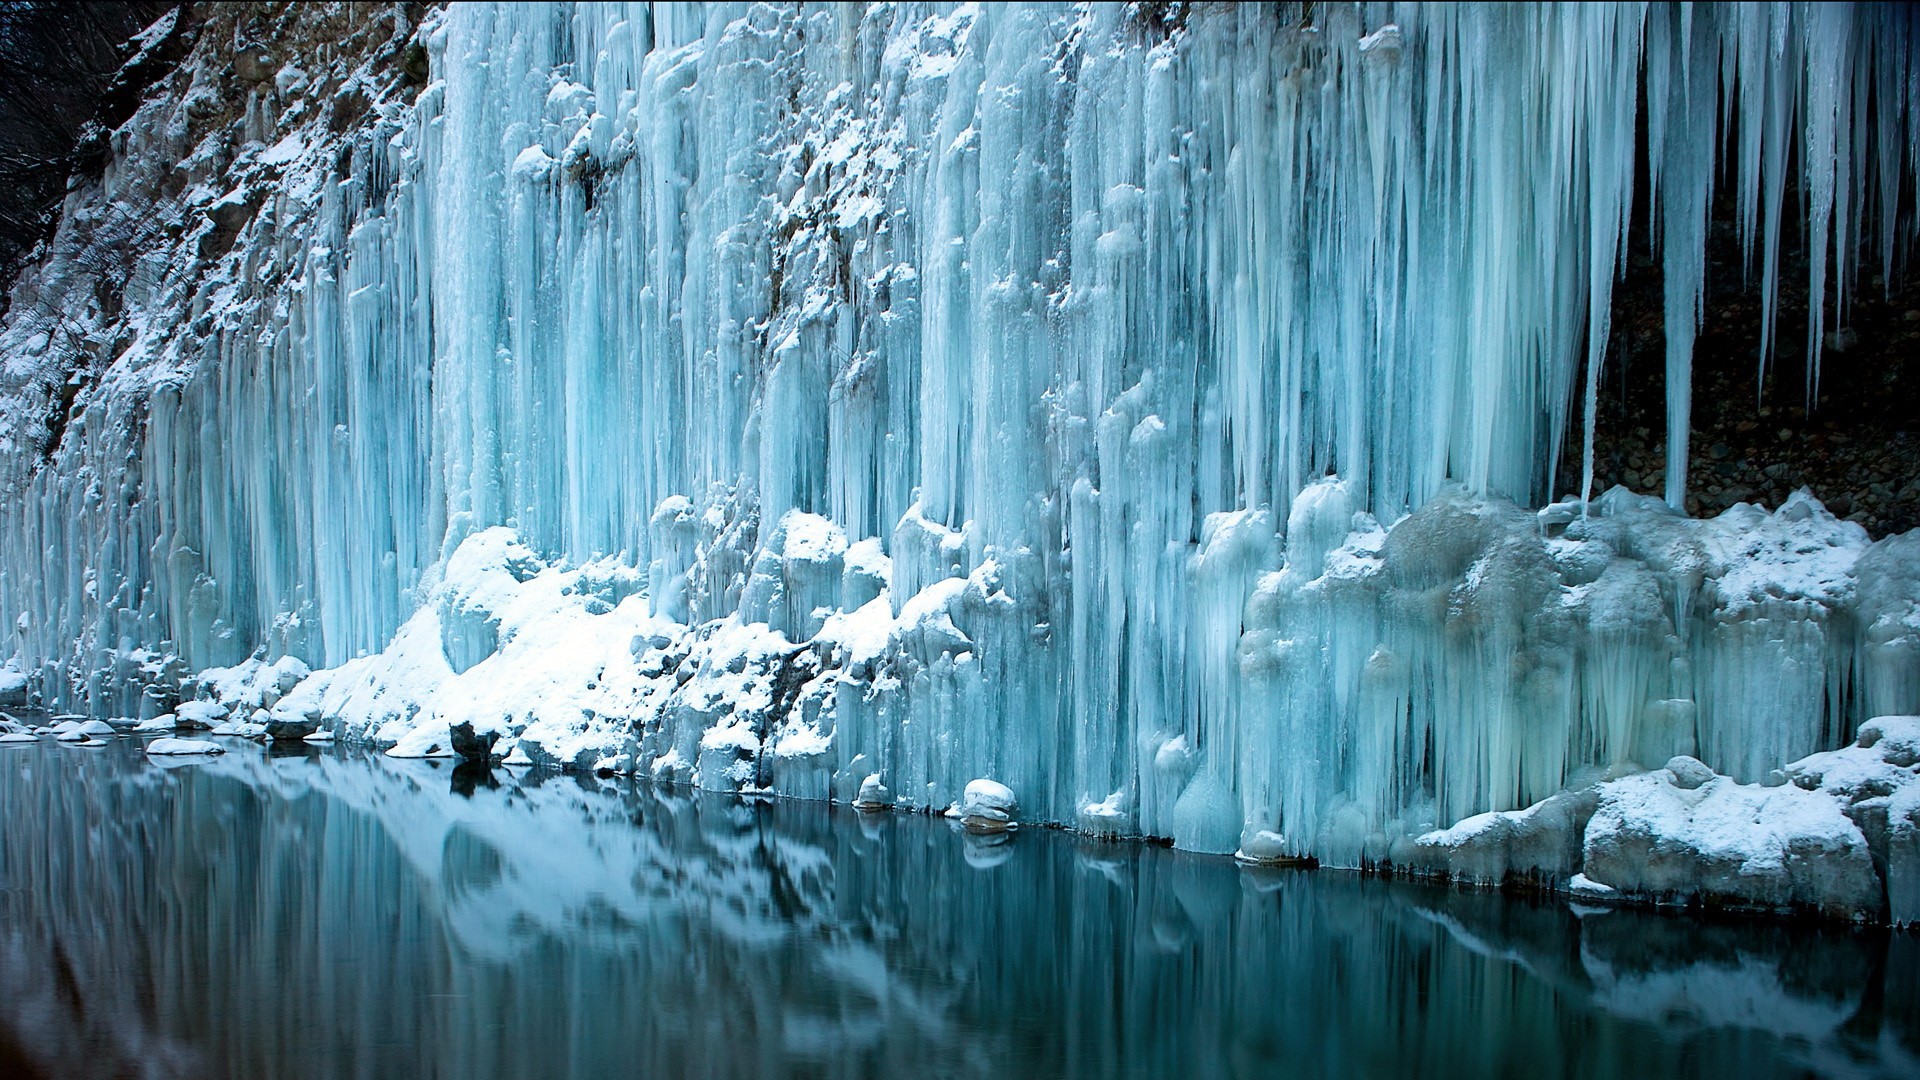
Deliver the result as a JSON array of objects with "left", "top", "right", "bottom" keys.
[{"left": 0, "top": 739, "right": 1912, "bottom": 1079}]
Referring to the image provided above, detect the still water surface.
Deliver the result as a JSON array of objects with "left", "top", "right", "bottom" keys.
[{"left": 0, "top": 732, "right": 1913, "bottom": 1079}]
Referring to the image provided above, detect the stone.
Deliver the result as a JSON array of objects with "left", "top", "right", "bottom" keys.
[
  {"left": 449, "top": 720, "right": 499, "bottom": 762},
  {"left": 265, "top": 714, "right": 320, "bottom": 741},
  {"left": 234, "top": 46, "right": 275, "bottom": 84},
  {"left": 1582, "top": 771, "right": 1882, "bottom": 917},
  {"left": 853, "top": 773, "right": 891, "bottom": 811},
  {"left": 1407, "top": 785, "right": 1602, "bottom": 885},
  {"left": 1664, "top": 755, "right": 1715, "bottom": 790},
  {"left": 957, "top": 778, "right": 1018, "bottom": 832}
]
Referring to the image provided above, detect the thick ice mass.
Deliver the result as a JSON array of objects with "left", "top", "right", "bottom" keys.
[{"left": 0, "top": 3, "right": 1918, "bottom": 913}]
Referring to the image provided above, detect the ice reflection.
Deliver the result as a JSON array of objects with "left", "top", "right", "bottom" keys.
[{"left": 0, "top": 738, "right": 1913, "bottom": 1079}]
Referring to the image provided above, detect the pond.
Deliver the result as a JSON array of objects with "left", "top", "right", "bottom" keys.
[{"left": 0, "top": 730, "right": 1913, "bottom": 1079}]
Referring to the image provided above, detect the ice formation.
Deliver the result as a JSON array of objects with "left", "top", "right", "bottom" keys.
[{"left": 1, "top": 4, "right": 1918, "bottom": 904}]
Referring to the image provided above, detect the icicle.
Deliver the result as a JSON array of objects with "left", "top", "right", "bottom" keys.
[{"left": 1652, "top": 6, "right": 1718, "bottom": 509}]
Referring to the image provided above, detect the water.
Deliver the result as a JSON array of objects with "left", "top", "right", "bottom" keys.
[{"left": 0, "top": 734, "right": 1912, "bottom": 1080}]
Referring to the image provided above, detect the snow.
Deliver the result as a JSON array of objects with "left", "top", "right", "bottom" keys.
[
  {"left": 1077, "top": 793, "right": 1132, "bottom": 838},
  {"left": 146, "top": 738, "right": 224, "bottom": 756},
  {"left": 1235, "top": 830, "right": 1297, "bottom": 865},
  {"left": 0, "top": 732, "right": 38, "bottom": 744}
]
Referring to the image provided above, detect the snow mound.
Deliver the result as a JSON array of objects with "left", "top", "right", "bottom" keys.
[{"left": 146, "top": 738, "right": 224, "bottom": 756}]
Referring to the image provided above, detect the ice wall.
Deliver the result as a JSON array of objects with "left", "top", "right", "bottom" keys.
[{"left": 3, "top": 4, "right": 1919, "bottom": 859}]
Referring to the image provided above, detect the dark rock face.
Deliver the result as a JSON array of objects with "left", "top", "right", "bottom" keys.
[
  {"left": 1562, "top": 190, "right": 1920, "bottom": 537},
  {"left": 264, "top": 715, "right": 318, "bottom": 741},
  {"left": 449, "top": 721, "right": 499, "bottom": 762},
  {"left": 0, "top": 2, "right": 180, "bottom": 296}
]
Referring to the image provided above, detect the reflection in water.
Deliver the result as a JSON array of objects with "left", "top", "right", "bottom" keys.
[{"left": 0, "top": 738, "right": 1913, "bottom": 1079}]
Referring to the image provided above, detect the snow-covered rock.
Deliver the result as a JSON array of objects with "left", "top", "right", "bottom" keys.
[
  {"left": 173, "top": 701, "right": 227, "bottom": 729},
  {"left": 1581, "top": 765, "right": 1881, "bottom": 917},
  {"left": 1406, "top": 715, "right": 1920, "bottom": 922},
  {"left": 1077, "top": 793, "right": 1133, "bottom": 838},
  {"left": 1408, "top": 784, "right": 1605, "bottom": 886},
  {"left": 1776, "top": 715, "right": 1920, "bottom": 925},
  {"left": 192, "top": 655, "right": 312, "bottom": 712},
  {"left": 0, "top": 732, "right": 39, "bottom": 744},
  {"left": 955, "top": 779, "right": 1018, "bottom": 832},
  {"left": 0, "top": 664, "right": 27, "bottom": 706},
  {"left": 852, "top": 774, "right": 891, "bottom": 811},
  {"left": 145, "top": 738, "right": 224, "bottom": 756},
  {"left": 1235, "top": 829, "right": 1307, "bottom": 866}
]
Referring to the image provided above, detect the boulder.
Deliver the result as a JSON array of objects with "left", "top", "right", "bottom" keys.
[
  {"left": 233, "top": 45, "right": 275, "bottom": 84},
  {"left": 1408, "top": 785, "right": 1600, "bottom": 885},
  {"left": 956, "top": 778, "right": 1018, "bottom": 832},
  {"left": 1582, "top": 768, "right": 1882, "bottom": 917},
  {"left": 173, "top": 701, "right": 226, "bottom": 730},
  {"left": 265, "top": 714, "right": 320, "bottom": 741},
  {"left": 449, "top": 720, "right": 499, "bottom": 762},
  {"left": 852, "top": 773, "right": 891, "bottom": 811}
]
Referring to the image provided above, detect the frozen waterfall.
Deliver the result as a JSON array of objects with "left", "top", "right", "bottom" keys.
[{"left": 2, "top": 3, "right": 1918, "bottom": 864}]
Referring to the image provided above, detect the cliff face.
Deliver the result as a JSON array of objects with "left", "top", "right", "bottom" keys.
[
  {"left": 0, "top": 4, "right": 1917, "bottom": 893},
  {"left": 0, "top": 2, "right": 432, "bottom": 705}
]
